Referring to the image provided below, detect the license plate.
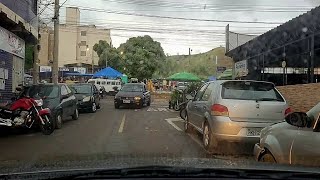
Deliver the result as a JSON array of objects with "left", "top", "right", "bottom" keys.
[
  {"left": 123, "top": 100, "right": 130, "bottom": 103},
  {"left": 247, "top": 128, "right": 261, "bottom": 136}
]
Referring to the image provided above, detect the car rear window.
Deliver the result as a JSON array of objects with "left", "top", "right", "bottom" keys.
[{"left": 221, "top": 81, "right": 284, "bottom": 102}]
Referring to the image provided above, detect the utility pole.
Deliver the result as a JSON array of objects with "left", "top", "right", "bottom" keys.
[
  {"left": 33, "top": 41, "right": 39, "bottom": 85},
  {"left": 188, "top": 48, "right": 192, "bottom": 65},
  {"left": 52, "top": 0, "right": 59, "bottom": 84},
  {"left": 91, "top": 51, "right": 94, "bottom": 73}
]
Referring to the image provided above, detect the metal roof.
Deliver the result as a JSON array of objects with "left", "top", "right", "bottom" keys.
[{"left": 226, "top": 6, "right": 320, "bottom": 62}]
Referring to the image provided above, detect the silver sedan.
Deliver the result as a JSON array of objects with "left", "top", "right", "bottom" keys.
[{"left": 254, "top": 102, "right": 320, "bottom": 166}]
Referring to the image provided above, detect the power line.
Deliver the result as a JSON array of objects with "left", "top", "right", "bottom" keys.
[
  {"left": 60, "top": 0, "right": 69, "bottom": 7},
  {"left": 62, "top": 4, "right": 284, "bottom": 24},
  {"left": 104, "top": 0, "right": 315, "bottom": 8},
  {"left": 47, "top": 15, "right": 278, "bottom": 29},
  {"left": 100, "top": 0, "right": 314, "bottom": 12}
]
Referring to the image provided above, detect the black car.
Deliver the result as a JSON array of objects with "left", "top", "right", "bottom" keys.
[
  {"left": 69, "top": 83, "right": 101, "bottom": 113},
  {"left": 26, "top": 84, "right": 79, "bottom": 129},
  {"left": 114, "top": 83, "right": 151, "bottom": 109}
]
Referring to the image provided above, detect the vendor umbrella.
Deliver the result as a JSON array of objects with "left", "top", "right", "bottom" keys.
[
  {"left": 217, "top": 69, "right": 233, "bottom": 80},
  {"left": 168, "top": 72, "right": 200, "bottom": 81}
]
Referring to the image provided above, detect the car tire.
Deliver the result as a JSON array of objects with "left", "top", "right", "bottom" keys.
[
  {"left": 259, "top": 151, "right": 276, "bottom": 163},
  {"left": 203, "top": 121, "right": 217, "bottom": 152},
  {"left": 55, "top": 112, "right": 63, "bottom": 129},
  {"left": 184, "top": 114, "right": 191, "bottom": 133},
  {"left": 91, "top": 102, "right": 97, "bottom": 113},
  {"left": 174, "top": 101, "right": 181, "bottom": 111},
  {"left": 115, "top": 103, "right": 120, "bottom": 109},
  {"left": 72, "top": 108, "right": 79, "bottom": 120}
]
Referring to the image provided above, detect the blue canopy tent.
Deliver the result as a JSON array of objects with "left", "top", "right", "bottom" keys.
[{"left": 93, "top": 67, "right": 122, "bottom": 78}]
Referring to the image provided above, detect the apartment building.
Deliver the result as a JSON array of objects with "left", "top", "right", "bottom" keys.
[{"left": 39, "top": 7, "right": 111, "bottom": 73}]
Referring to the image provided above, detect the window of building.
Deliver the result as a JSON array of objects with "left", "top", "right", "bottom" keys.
[
  {"left": 80, "top": 51, "right": 86, "bottom": 56},
  {"left": 81, "top": 31, "right": 87, "bottom": 36},
  {"left": 80, "top": 41, "right": 86, "bottom": 46}
]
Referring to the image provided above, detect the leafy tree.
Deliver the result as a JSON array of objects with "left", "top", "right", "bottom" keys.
[
  {"left": 25, "top": 44, "right": 34, "bottom": 70},
  {"left": 118, "top": 35, "right": 165, "bottom": 81},
  {"left": 93, "top": 40, "right": 123, "bottom": 71}
]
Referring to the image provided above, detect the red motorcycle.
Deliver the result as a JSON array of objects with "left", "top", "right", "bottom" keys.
[{"left": 0, "top": 87, "right": 55, "bottom": 135}]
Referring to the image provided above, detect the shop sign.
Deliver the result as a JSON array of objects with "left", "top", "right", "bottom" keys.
[{"left": 0, "top": 26, "right": 25, "bottom": 58}]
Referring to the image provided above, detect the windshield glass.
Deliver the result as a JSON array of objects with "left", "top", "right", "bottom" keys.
[
  {"left": 27, "top": 85, "right": 59, "bottom": 99},
  {"left": 222, "top": 81, "right": 284, "bottom": 101},
  {"left": 70, "top": 84, "right": 92, "bottom": 94},
  {"left": 121, "top": 84, "right": 143, "bottom": 92},
  {"left": 2, "top": 0, "right": 320, "bottom": 176}
]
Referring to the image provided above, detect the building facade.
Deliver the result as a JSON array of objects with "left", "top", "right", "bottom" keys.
[
  {"left": 38, "top": 7, "right": 111, "bottom": 74},
  {"left": 0, "top": 0, "right": 38, "bottom": 103},
  {"left": 226, "top": 7, "right": 320, "bottom": 86}
]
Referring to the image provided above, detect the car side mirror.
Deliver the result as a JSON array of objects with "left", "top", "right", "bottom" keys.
[
  {"left": 16, "top": 87, "right": 22, "bottom": 91},
  {"left": 285, "top": 112, "right": 309, "bottom": 128},
  {"left": 61, "top": 94, "right": 69, "bottom": 100},
  {"left": 186, "top": 94, "right": 193, "bottom": 101}
]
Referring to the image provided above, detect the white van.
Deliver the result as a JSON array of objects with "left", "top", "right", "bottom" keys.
[{"left": 88, "top": 78, "right": 122, "bottom": 94}]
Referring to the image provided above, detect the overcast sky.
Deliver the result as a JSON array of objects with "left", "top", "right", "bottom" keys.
[{"left": 41, "top": 0, "right": 320, "bottom": 55}]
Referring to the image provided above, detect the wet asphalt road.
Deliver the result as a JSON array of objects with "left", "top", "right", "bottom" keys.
[{"left": 0, "top": 97, "right": 256, "bottom": 172}]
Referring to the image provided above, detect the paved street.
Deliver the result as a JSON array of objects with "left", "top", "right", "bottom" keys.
[{"left": 0, "top": 97, "right": 255, "bottom": 172}]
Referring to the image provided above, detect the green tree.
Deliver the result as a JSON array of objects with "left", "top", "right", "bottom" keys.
[
  {"left": 118, "top": 35, "right": 165, "bottom": 80},
  {"left": 25, "top": 44, "right": 34, "bottom": 70},
  {"left": 93, "top": 40, "right": 123, "bottom": 71}
]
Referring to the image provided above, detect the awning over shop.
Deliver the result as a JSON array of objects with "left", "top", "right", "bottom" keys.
[{"left": 93, "top": 67, "right": 123, "bottom": 78}]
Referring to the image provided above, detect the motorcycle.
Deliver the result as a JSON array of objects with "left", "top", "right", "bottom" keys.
[
  {"left": 0, "top": 87, "right": 55, "bottom": 135},
  {"left": 99, "top": 87, "right": 104, "bottom": 99}
]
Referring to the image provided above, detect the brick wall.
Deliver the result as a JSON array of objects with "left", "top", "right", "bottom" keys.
[{"left": 277, "top": 83, "right": 320, "bottom": 112}]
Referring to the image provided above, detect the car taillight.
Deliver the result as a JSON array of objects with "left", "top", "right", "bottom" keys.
[
  {"left": 285, "top": 107, "right": 292, "bottom": 116},
  {"left": 211, "top": 104, "right": 229, "bottom": 117}
]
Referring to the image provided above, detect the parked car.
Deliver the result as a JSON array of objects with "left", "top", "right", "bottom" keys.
[
  {"left": 26, "top": 83, "right": 79, "bottom": 129},
  {"left": 114, "top": 83, "right": 151, "bottom": 109},
  {"left": 69, "top": 83, "right": 101, "bottom": 113},
  {"left": 184, "top": 80, "right": 290, "bottom": 151},
  {"left": 87, "top": 78, "right": 121, "bottom": 95},
  {"left": 254, "top": 103, "right": 320, "bottom": 166}
]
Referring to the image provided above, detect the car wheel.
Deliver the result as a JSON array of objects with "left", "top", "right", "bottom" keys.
[
  {"left": 259, "top": 152, "right": 276, "bottom": 163},
  {"left": 174, "top": 101, "right": 181, "bottom": 111},
  {"left": 115, "top": 103, "right": 120, "bottom": 109},
  {"left": 72, "top": 108, "right": 79, "bottom": 120},
  {"left": 203, "top": 121, "right": 217, "bottom": 151},
  {"left": 184, "top": 114, "right": 191, "bottom": 133},
  {"left": 55, "top": 112, "right": 63, "bottom": 129},
  {"left": 91, "top": 102, "right": 97, "bottom": 113}
]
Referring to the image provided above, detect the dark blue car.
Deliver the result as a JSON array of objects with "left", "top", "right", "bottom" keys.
[{"left": 26, "top": 84, "right": 79, "bottom": 129}]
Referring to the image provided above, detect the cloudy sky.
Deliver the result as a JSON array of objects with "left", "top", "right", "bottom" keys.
[{"left": 40, "top": 0, "right": 320, "bottom": 55}]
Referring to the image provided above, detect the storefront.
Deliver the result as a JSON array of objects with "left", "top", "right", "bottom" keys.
[{"left": 0, "top": 26, "right": 25, "bottom": 102}]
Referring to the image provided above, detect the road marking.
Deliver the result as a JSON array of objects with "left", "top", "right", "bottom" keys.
[
  {"left": 158, "top": 108, "right": 168, "bottom": 112},
  {"left": 118, "top": 114, "right": 126, "bottom": 133},
  {"left": 147, "top": 107, "right": 158, "bottom": 112},
  {"left": 147, "top": 107, "right": 176, "bottom": 112},
  {"left": 165, "top": 117, "right": 184, "bottom": 131}
]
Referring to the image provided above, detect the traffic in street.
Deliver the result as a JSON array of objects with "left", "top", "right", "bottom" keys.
[
  {"left": 0, "top": 96, "right": 256, "bottom": 172},
  {"left": 1, "top": 0, "right": 320, "bottom": 178}
]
